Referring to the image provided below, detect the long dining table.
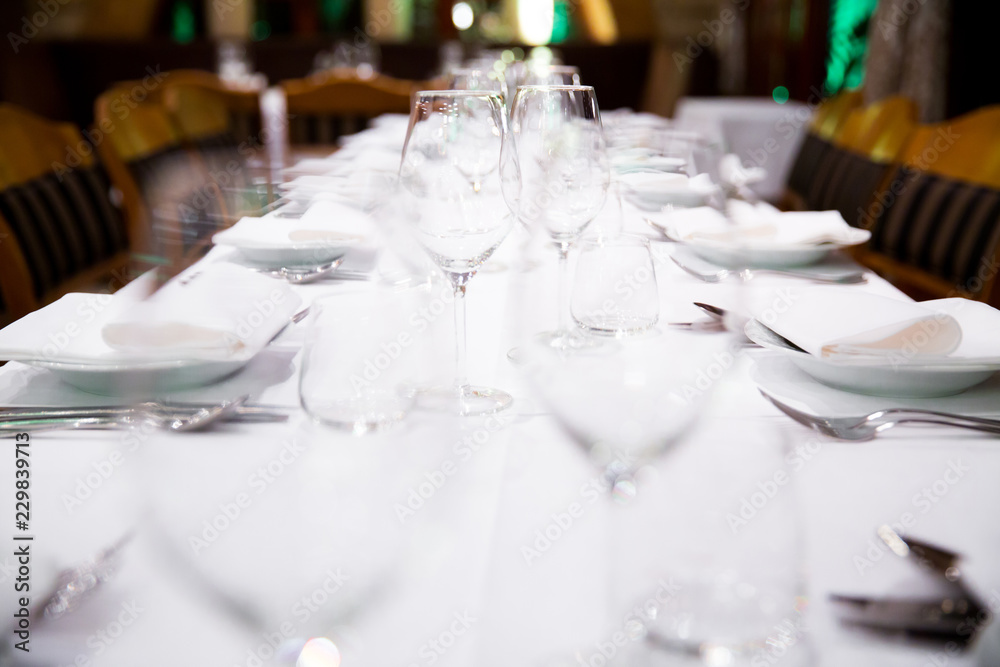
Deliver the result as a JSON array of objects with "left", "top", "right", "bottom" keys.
[{"left": 2, "top": 114, "right": 1000, "bottom": 667}]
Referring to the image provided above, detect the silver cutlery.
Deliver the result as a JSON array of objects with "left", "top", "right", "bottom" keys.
[
  {"left": 670, "top": 253, "right": 867, "bottom": 284},
  {"left": 255, "top": 257, "right": 345, "bottom": 284},
  {"left": 878, "top": 525, "right": 964, "bottom": 582},
  {"left": 830, "top": 593, "right": 983, "bottom": 640},
  {"left": 0, "top": 402, "right": 289, "bottom": 424},
  {"left": 0, "top": 395, "right": 250, "bottom": 435},
  {"left": 759, "top": 390, "right": 1000, "bottom": 440},
  {"left": 667, "top": 319, "right": 727, "bottom": 332},
  {"left": 831, "top": 528, "right": 984, "bottom": 643}
]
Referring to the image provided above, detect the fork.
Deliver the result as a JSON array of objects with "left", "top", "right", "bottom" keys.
[
  {"left": 0, "top": 396, "right": 249, "bottom": 435},
  {"left": 255, "top": 257, "right": 344, "bottom": 284},
  {"left": 0, "top": 402, "right": 288, "bottom": 424},
  {"left": 669, "top": 254, "right": 867, "bottom": 285},
  {"left": 759, "top": 390, "right": 1000, "bottom": 440}
]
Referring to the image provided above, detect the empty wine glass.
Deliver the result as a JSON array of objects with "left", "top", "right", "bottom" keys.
[
  {"left": 450, "top": 67, "right": 508, "bottom": 103},
  {"left": 503, "top": 85, "right": 611, "bottom": 351},
  {"left": 525, "top": 64, "right": 581, "bottom": 86},
  {"left": 399, "top": 91, "right": 515, "bottom": 415}
]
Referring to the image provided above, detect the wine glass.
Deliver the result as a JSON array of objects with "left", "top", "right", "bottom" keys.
[
  {"left": 525, "top": 64, "right": 581, "bottom": 86},
  {"left": 399, "top": 91, "right": 515, "bottom": 415},
  {"left": 503, "top": 85, "right": 610, "bottom": 351},
  {"left": 450, "top": 67, "right": 508, "bottom": 103}
]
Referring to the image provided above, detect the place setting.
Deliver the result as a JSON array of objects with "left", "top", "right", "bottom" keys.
[
  {"left": 747, "top": 286, "right": 1000, "bottom": 439},
  {"left": 3, "top": 10, "right": 999, "bottom": 667}
]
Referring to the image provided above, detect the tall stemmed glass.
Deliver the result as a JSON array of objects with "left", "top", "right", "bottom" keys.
[
  {"left": 504, "top": 85, "right": 610, "bottom": 351},
  {"left": 399, "top": 91, "right": 515, "bottom": 415}
]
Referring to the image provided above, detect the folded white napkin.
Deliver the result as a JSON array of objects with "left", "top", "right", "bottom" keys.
[
  {"left": 102, "top": 264, "right": 302, "bottom": 360},
  {"left": 0, "top": 266, "right": 300, "bottom": 364},
  {"left": 757, "top": 287, "right": 1000, "bottom": 362},
  {"left": 719, "top": 153, "right": 766, "bottom": 187},
  {"left": 668, "top": 206, "right": 867, "bottom": 248},
  {"left": 215, "top": 204, "right": 373, "bottom": 250},
  {"left": 324, "top": 150, "right": 401, "bottom": 174}
]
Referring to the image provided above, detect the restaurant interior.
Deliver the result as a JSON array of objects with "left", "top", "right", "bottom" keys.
[{"left": 1, "top": 1, "right": 1000, "bottom": 666}]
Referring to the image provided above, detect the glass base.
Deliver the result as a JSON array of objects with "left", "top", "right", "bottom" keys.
[
  {"left": 507, "top": 329, "right": 605, "bottom": 365},
  {"left": 417, "top": 385, "right": 513, "bottom": 416}
]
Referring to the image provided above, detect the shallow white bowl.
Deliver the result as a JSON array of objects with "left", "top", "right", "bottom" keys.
[{"left": 744, "top": 318, "right": 998, "bottom": 398}]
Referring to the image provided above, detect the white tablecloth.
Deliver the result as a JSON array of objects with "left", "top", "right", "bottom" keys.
[{"left": 2, "top": 121, "right": 999, "bottom": 667}]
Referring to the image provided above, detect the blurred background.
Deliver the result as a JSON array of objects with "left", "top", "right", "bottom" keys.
[
  {"left": 1, "top": 0, "right": 998, "bottom": 325},
  {"left": 1, "top": 0, "right": 996, "bottom": 129}
]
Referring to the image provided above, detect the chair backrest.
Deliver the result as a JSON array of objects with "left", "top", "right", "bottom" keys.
[
  {"left": 0, "top": 104, "right": 130, "bottom": 317},
  {"left": 805, "top": 96, "right": 920, "bottom": 226},
  {"left": 160, "top": 69, "right": 263, "bottom": 144},
  {"left": 785, "top": 90, "right": 864, "bottom": 205},
  {"left": 862, "top": 105, "right": 1000, "bottom": 302},
  {"left": 94, "top": 85, "right": 228, "bottom": 271},
  {"left": 834, "top": 95, "right": 920, "bottom": 162},
  {"left": 810, "top": 89, "right": 864, "bottom": 140},
  {"left": 282, "top": 72, "right": 414, "bottom": 145},
  {"left": 161, "top": 83, "right": 266, "bottom": 221}
]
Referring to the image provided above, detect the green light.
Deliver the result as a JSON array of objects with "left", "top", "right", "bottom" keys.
[
  {"left": 772, "top": 86, "right": 790, "bottom": 104},
  {"left": 825, "top": 0, "right": 878, "bottom": 94},
  {"left": 171, "top": 1, "right": 195, "bottom": 44},
  {"left": 550, "top": 0, "right": 570, "bottom": 43},
  {"left": 321, "top": 0, "right": 351, "bottom": 27},
  {"left": 251, "top": 20, "right": 271, "bottom": 41}
]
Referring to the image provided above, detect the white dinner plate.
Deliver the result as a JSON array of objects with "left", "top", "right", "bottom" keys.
[
  {"left": 622, "top": 173, "right": 714, "bottom": 210},
  {"left": 750, "top": 351, "right": 1000, "bottom": 417},
  {"left": 745, "top": 318, "right": 998, "bottom": 398},
  {"left": 213, "top": 217, "right": 365, "bottom": 267},
  {"left": 23, "top": 358, "right": 248, "bottom": 396}
]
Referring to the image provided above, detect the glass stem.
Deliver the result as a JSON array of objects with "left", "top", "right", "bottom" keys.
[
  {"left": 453, "top": 282, "right": 469, "bottom": 393},
  {"left": 558, "top": 242, "right": 571, "bottom": 335}
]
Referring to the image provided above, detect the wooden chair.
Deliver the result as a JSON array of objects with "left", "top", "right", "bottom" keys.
[
  {"left": 161, "top": 83, "right": 267, "bottom": 219},
  {"left": 803, "top": 96, "right": 920, "bottom": 228},
  {"left": 159, "top": 69, "right": 263, "bottom": 145},
  {"left": 855, "top": 106, "right": 1000, "bottom": 304},
  {"left": 94, "top": 85, "right": 228, "bottom": 273},
  {"left": 281, "top": 72, "right": 415, "bottom": 146},
  {"left": 783, "top": 90, "right": 863, "bottom": 210},
  {"left": 0, "top": 104, "right": 131, "bottom": 319}
]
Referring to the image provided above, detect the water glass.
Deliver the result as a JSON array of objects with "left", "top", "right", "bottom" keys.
[
  {"left": 299, "top": 286, "right": 433, "bottom": 434},
  {"left": 572, "top": 234, "right": 659, "bottom": 336}
]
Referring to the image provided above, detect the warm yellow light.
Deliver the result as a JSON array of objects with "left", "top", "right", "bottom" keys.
[
  {"left": 452, "top": 2, "right": 474, "bottom": 31},
  {"left": 517, "top": 0, "right": 554, "bottom": 46}
]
